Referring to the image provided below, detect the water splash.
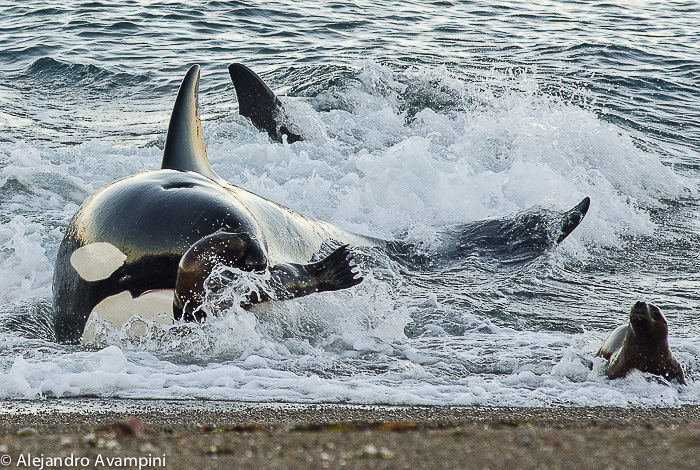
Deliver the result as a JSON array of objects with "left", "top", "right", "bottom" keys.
[{"left": 0, "top": 57, "right": 697, "bottom": 405}]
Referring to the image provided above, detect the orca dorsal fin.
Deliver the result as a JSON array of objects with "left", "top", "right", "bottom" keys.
[
  {"left": 228, "top": 63, "right": 302, "bottom": 143},
  {"left": 556, "top": 196, "right": 590, "bottom": 244},
  {"left": 161, "top": 64, "right": 223, "bottom": 182}
]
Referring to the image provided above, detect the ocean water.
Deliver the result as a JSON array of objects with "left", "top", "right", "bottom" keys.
[{"left": 0, "top": 0, "right": 699, "bottom": 406}]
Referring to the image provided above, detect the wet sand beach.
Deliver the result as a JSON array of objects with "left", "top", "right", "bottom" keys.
[{"left": 0, "top": 400, "right": 699, "bottom": 469}]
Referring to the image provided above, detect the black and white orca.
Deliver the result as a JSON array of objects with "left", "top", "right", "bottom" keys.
[{"left": 52, "top": 64, "right": 590, "bottom": 344}]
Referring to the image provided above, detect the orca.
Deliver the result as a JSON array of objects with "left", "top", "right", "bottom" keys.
[
  {"left": 53, "top": 65, "right": 368, "bottom": 344},
  {"left": 52, "top": 64, "right": 590, "bottom": 344}
]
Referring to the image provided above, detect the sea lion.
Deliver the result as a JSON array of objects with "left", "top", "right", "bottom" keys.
[
  {"left": 173, "top": 232, "right": 361, "bottom": 322},
  {"left": 52, "top": 63, "right": 590, "bottom": 345},
  {"left": 596, "top": 301, "right": 685, "bottom": 384}
]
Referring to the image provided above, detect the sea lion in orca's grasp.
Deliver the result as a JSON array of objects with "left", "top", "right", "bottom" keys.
[
  {"left": 596, "top": 301, "right": 685, "bottom": 384},
  {"left": 52, "top": 63, "right": 590, "bottom": 344}
]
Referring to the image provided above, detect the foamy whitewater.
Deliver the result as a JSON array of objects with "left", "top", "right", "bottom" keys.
[{"left": 0, "top": 0, "right": 699, "bottom": 406}]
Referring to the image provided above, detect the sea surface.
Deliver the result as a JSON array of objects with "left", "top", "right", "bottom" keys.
[{"left": 0, "top": 0, "right": 699, "bottom": 406}]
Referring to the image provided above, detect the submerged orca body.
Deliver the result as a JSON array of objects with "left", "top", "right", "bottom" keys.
[{"left": 52, "top": 64, "right": 590, "bottom": 344}]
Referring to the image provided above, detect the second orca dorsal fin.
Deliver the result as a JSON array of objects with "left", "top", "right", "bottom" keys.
[
  {"left": 227, "top": 63, "right": 302, "bottom": 143},
  {"left": 161, "top": 64, "right": 223, "bottom": 182},
  {"left": 556, "top": 196, "right": 591, "bottom": 244}
]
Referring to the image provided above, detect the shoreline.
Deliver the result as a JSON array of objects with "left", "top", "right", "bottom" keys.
[
  {"left": 0, "top": 400, "right": 699, "bottom": 469},
  {"left": 2, "top": 399, "right": 700, "bottom": 426}
]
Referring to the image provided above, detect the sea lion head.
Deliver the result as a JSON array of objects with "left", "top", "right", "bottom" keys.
[
  {"left": 628, "top": 301, "right": 667, "bottom": 343},
  {"left": 620, "top": 301, "right": 685, "bottom": 384},
  {"left": 173, "top": 231, "right": 268, "bottom": 322}
]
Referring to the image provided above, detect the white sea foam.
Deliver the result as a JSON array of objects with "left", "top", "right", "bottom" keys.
[
  {"left": 209, "top": 62, "right": 690, "bottom": 250},
  {"left": 1, "top": 331, "right": 697, "bottom": 406},
  {"left": 0, "top": 62, "right": 697, "bottom": 405}
]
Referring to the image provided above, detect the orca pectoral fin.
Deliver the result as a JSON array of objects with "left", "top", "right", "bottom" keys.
[
  {"left": 161, "top": 64, "right": 224, "bottom": 183},
  {"left": 228, "top": 63, "right": 302, "bottom": 143},
  {"left": 556, "top": 196, "right": 590, "bottom": 244}
]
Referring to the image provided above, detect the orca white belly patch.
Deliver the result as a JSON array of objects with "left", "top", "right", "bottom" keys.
[
  {"left": 70, "top": 242, "right": 127, "bottom": 282},
  {"left": 81, "top": 289, "right": 174, "bottom": 344}
]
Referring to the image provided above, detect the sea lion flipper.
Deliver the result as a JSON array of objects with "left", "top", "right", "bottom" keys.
[
  {"left": 161, "top": 64, "right": 223, "bottom": 183},
  {"left": 556, "top": 196, "right": 590, "bottom": 244},
  {"left": 667, "top": 360, "right": 686, "bottom": 385},
  {"left": 674, "top": 365, "right": 686, "bottom": 385},
  {"left": 267, "top": 245, "right": 363, "bottom": 299},
  {"left": 228, "top": 63, "right": 302, "bottom": 143},
  {"left": 596, "top": 324, "right": 628, "bottom": 361},
  {"left": 305, "top": 245, "right": 364, "bottom": 292}
]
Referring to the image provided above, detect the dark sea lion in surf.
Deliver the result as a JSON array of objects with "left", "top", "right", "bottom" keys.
[
  {"left": 174, "top": 232, "right": 361, "bottom": 322},
  {"left": 596, "top": 301, "right": 685, "bottom": 384},
  {"left": 52, "top": 63, "right": 590, "bottom": 344}
]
